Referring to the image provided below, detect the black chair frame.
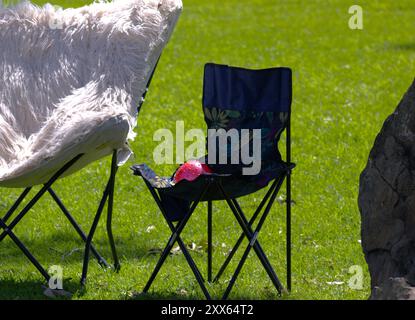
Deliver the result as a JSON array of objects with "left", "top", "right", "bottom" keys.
[
  {"left": 0, "top": 58, "right": 160, "bottom": 287},
  {"left": 135, "top": 112, "right": 293, "bottom": 300}
]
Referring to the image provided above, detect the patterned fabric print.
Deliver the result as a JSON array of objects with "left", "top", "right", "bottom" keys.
[
  {"left": 204, "top": 107, "right": 289, "bottom": 187},
  {"left": 204, "top": 108, "right": 240, "bottom": 129},
  {"left": 136, "top": 164, "right": 174, "bottom": 189}
]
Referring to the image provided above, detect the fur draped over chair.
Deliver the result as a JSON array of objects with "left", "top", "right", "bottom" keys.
[{"left": 0, "top": 0, "right": 182, "bottom": 187}]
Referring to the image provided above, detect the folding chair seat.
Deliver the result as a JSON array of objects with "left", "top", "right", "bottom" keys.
[
  {"left": 134, "top": 159, "right": 290, "bottom": 202},
  {"left": 132, "top": 63, "right": 294, "bottom": 299},
  {"left": 0, "top": 0, "right": 182, "bottom": 287}
]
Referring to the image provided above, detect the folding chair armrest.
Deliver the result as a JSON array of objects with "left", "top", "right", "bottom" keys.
[
  {"left": 130, "top": 164, "right": 173, "bottom": 189},
  {"left": 202, "top": 173, "right": 232, "bottom": 182},
  {"left": 131, "top": 164, "right": 144, "bottom": 177},
  {"left": 286, "top": 162, "right": 296, "bottom": 171},
  {"left": 209, "top": 173, "right": 232, "bottom": 177}
]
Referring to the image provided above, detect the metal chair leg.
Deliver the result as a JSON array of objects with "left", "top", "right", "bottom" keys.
[
  {"left": 0, "top": 218, "right": 50, "bottom": 282},
  {"left": 213, "top": 180, "right": 278, "bottom": 282},
  {"left": 1, "top": 188, "right": 31, "bottom": 223},
  {"left": 217, "top": 180, "right": 285, "bottom": 299},
  {"left": 0, "top": 156, "right": 82, "bottom": 242},
  {"left": 143, "top": 180, "right": 208, "bottom": 286},
  {"left": 231, "top": 198, "right": 280, "bottom": 283},
  {"left": 207, "top": 200, "right": 213, "bottom": 283},
  {"left": 142, "top": 219, "right": 210, "bottom": 299},
  {"left": 232, "top": 189, "right": 284, "bottom": 292},
  {"left": 223, "top": 199, "right": 283, "bottom": 298},
  {"left": 0, "top": 155, "right": 83, "bottom": 243},
  {"left": 0, "top": 155, "right": 82, "bottom": 282},
  {"left": 286, "top": 169, "right": 292, "bottom": 292},
  {"left": 222, "top": 240, "right": 251, "bottom": 300},
  {"left": 47, "top": 188, "right": 109, "bottom": 268},
  {"left": 142, "top": 181, "right": 212, "bottom": 299},
  {"left": 107, "top": 151, "right": 120, "bottom": 272},
  {"left": 81, "top": 183, "right": 110, "bottom": 285},
  {"left": 81, "top": 150, "right": 123, "bottom": 284},
  {"left": 0, "top": 152, "right": 123, "bottom": 286},
  {"left": 143, "top": 222, "right": 210, "bottom": 299}
]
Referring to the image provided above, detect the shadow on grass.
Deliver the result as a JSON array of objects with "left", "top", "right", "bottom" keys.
[
  {"left": 0, "top": 280, "right": 288, "bottom": 300},
  {"left": 389, "top": 42, "right": 415, "bottom": 51},
  {"left": 0, "top": 278, "right": 79, "bottom": 300},
  {"left": 0, "top": 230, "right": 154, "bottom": 266},
  {"left": 128, "top": 291, "right": 201, "bottom": 300},
  {"left": 0, "top": 230, "right": 289, "bottom": 300},
  {"left": 126, "top": 291, "right": 285, "bottom": 301},
  {"left": 125, "top": 278, "right": 286, "bottom": 301}
]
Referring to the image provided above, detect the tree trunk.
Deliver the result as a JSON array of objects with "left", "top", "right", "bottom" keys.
[{"left": 359, "top": 78, "right": 415, "bottom": 299}]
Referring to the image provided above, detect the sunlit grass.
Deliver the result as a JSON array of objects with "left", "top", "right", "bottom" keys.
[{"left": 1, "top": 0, "right": 415, "bottom": 300}]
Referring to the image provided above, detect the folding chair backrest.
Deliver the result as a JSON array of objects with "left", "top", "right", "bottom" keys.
[
  {"left": 0, "top": 0, "right": 181, "bottom": 138},
  {"left": 0, "top": 0, "right": 182, "bottom": 187},
  {"left": 202, "top": 63, "right": 292, "bottom": 173}
]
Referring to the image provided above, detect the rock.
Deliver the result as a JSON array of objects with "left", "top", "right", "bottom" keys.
[
  {"left": 359, "top": 78, "right": 415, "bottom": 300},
  {"left": 371, "top": 278, "right": 415, "bottom": 300}
]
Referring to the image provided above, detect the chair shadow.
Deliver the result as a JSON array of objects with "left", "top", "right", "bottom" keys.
[
  {"left": 0, "top": 230, "right": 156, "bottom": 299},
  {"left": 0, "top": 229, "right": 289, "bottom": 300},
  {"left": 0, "top": 278, "right": 79, "bottom": 300},
  {"left": 0, "top": 278, "right": 286, "bottom": 300},
  {"left": 389, "top": 42, "right": 415, "bottom": 51},
  {"left": 128, "top": 291, "right": 201, "bottom": 300},
  {"left": 0, "top": 230, "right": 154, "bottom": 265},
  {"left": 127, "top": 290, "right": 285, "bottom": 301}
]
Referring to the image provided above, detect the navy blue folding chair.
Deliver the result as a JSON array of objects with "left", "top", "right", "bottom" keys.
[{"left": 132, "top": 63, "right": 294, "bottom": 299}]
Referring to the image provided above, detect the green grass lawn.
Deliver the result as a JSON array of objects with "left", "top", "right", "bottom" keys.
[{"left": 1, "top": 0, "right": 415, "bottom": 300}]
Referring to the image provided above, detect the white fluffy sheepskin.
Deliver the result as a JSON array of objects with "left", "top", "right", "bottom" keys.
[{"left": 0, "top": 0, "right": 182, "bottom": 187}]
